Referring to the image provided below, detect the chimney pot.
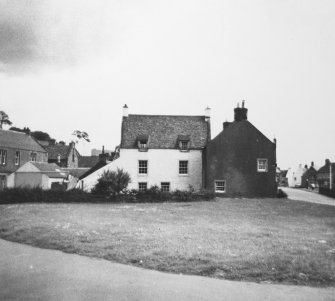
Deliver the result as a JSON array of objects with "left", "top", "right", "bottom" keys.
[
  {"left": 123, "top": 104, "right": 129, "bottom": 117},
  {"left": 234, "top": 101, "right": 248, "bottom": 122}
]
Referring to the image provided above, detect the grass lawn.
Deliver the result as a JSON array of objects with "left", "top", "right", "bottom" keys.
[{"left": 0, "top": 198, "right": 334, "bottom": 286}]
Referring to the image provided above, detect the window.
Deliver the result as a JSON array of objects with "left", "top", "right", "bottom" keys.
[
  {"left": 138, "top": 182, "right": 147, "bottom": 192},
  {"left": 0, "top": 150, "right": 7, "bottom": 165},
  {"left": 15, "top": 151, "right": 20, "bottom": 166},
  {"left": 179, "top": 160, "right": 188, "bottom": 175},
  {"left": 161, "top": 182, "right": 170, "bottom": 192},
  {"left": 0, "top": 175, "right": 6, "bottom": 190},
  {"left": 257, "top": 159, "right": 268, "bottom": 172},
  {"left": 137, "top": 135, "right": 149, "bottom": 152},
  {"left": 30, "top": 152, "right": 37, "bottom": 162},
  {"left": 215, "top": 180, "right": 226, "bottom": 193},
  {"left": 138, "top": 160, "right": 148, "bottom": 174},
  {"left": 180, "top": 141, "right": 189, "bottom": 151}
]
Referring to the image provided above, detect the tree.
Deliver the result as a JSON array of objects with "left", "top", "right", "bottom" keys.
[
  {"left": 31, "top": 131, "right": 51, "bottom": 141},
  {"left": 72, "top": 130, "right": 90, "bottom": 143},
  {"left": 0, "top": 111, "right": 13, "bottom": 129},
  {"left": 92, "top": 169, "right": 131, "bottom": 195}
]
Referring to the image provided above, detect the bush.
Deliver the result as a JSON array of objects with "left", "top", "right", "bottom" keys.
[
  {"left": 277, "top": 189, "right": 288, "bottom": 198},
  {"left": 92, "top": 168, "right": 131, "bottom": 196}
]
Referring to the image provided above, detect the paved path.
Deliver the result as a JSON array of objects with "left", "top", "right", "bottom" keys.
[
  {"left": 1, "top": 239, "right": 334, "bottom": 301},
  {"left": 282, "top": 187, "right": 335, "bottom": 206}
]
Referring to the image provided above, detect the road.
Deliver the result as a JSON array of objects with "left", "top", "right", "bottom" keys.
[
  {"left": 282, "top": 187, "right": 335, "bottom": 206},
  {"left": 1, "top": 239, "right": 334, "bottom": 301}
]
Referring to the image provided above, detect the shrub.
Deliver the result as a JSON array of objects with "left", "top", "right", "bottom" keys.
[
  {"left": 92, "top": 168, "right": 131, "bottom": 196},
  {"left": 277, "top": 189, "right": 288, "bottom": 198}
]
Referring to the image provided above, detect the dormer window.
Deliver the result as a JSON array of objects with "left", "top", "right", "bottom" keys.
[
  {"left": 137, "top": 135, "right": 149, "bottom": 152},
  {"left": 178, "top": 135, "right": 190, "bottom": 152}
]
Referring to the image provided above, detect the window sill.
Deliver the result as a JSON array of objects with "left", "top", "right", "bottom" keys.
[
  {"left": 257, "top": 170, "right": 268, "bottom": 173},
  {"left": 138, "top": 174, "right": 148, "bottom": 177},
  {"left": 215, "top": 191, "right": 225, "bottom": 193},
  {"left": 179, "top": 174, "right": 189, "bottom": 177}
]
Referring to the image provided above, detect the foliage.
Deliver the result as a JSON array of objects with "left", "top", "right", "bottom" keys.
[
  {"left": 277, "top": 189, "right": 288, "bottom": 198},
  {"left": 72, "top": 130, "right": 90, "bottom": 142},
  {"left": 0, "top": 110, "right": 13, "bottom": 129},
  {"left": 92, "top": 169, "right": 131, "bottom": 195},
  {"left": 9, "top": 126, "right": 31, "bottom": 134},
  {"left": 31, "top": 131, "right": 51, "bottom": 141}
]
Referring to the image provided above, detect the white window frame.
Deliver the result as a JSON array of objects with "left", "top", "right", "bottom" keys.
[
  {"left": 0, "top": 150, "right": 6, "bottom": 165},
  {"left": 179, "top": 140, "right": 189, "bottom": 152},
  {"left": 138, "top": 160, "right": 148, "bottom": 174},
  {"left": 138, "top": 182, "right": 147, "bottom": 192},
  {"left": 15, "top": 151, "right": 20, "bottom": 166},
  {"left": 215, "top": 180, "right": 226, "bottom": 193},
  {"left": 257, "top": 158, "right": 268, "bottom": 172},
  {"left": 179, "top": 160, "right": 188, "bottom": 175},
  {"left": 161, "top": 182, "right": 170, "bottom": 192},
  {"left": 30, "top": 152, "right": 37, "bottom": 162}
]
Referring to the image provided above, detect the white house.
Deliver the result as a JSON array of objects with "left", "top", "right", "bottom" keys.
[
  {"left": 287, "top": 164, "right": 307, "bottom": 187},
  {"left": 77, "top": 105, "right": 211, "bottom": 192},
  {"left": 13, "top": 162, "right": 68, "bottom": 189}
]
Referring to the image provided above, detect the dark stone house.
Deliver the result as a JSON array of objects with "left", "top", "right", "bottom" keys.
[
  {"left": 45, "top": 142, "right": 80, "bottom": 168},
  {"left": 317, "top": 159, "right": 335, "bottom": 197},
  {"left": 204, "top": 102, "right": 277, "bottom": 197},
  {"left": 301, "top": 162, "right": 318, "bottom": 189}
]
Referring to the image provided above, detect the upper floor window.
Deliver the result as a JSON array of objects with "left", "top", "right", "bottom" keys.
[
  {"left": 30, "top": 152, "right": 37, "bottom": 162},
  {"left": 137, "top": 135, "right": 149, "bottom": 152},
  {"left": 215, "top": 180, "right": 226, "bottom": 193},
  {"left": 178, "top": 135, "right": 190, "bottom": 151},
  {"left": 0, "top": 149, "right": 7, "bottom": 165},
  {"left": 179, "top": 160, "right": 188, "bottom": 175},
  {"left": 257, "top": 159, "right": 268, "bottom": 172},
  {"left": 138, "top": 182, "right": 147, "bottom": 192},
  {"left": 138, "top": 160, "right": 148, "bottom": 174},
  {"left": 161, "top": 182, "right": 170, "bottom": 192},
  {"left": 15, "top": 151, "right": 20, "bottom": 166}
]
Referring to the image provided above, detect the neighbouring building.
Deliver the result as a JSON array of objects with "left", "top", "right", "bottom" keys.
[
  {"left": 78, "top": 105, "right": 211, "bottom": 192},
  {"left": 78, "top": 103, "right": 277, "bottom": 197},
  {"left": 0, "top": 129, "right": 48, "bottom": 189},
  {"left": 301, "top": 162, "right": 319, "bottom": 189},
  {"left": 204, "top": 102, "right": 277, "bottom": 197},
  {"left": 45, "top": 142, "right": 80, "bottom": 168},
  {"left": 287, "top": 164, "right": 307, "bottom": 188},
  {"left": 317, "top": 159, "right": 335, "bottom": 197},
  {"left": 13, "top": 162, "right": 68, "bottom": 190}
]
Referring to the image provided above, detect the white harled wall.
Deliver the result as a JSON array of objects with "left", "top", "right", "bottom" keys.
[{"left": 78, "top": 149, "right": 203, "bottom": 192}]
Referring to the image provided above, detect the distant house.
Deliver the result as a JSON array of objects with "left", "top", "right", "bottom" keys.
[
  {"left": 78, "top": 156, "right": 100, "bottom": 168},
  {"left": 0, "top": 129, "right": 48, "bottom": 189},
  {"left": 204, "top": 102, "right": 277, "bottom": 197},
  {"left": 13, "top": 162, "right": 68, "bottom": 190},
  {"left": 301, "top": 162, "right": 319, "bottom": 189},
  {"left": 78, "top": 103, "right": 277, "bottom": 197},
  {"left": 276, "top": 167, "right": 288, "bottom": 187},
  {"left": 287, "top": 164, "right": 307, "bottom": 188},
  {"left": 317, "top": 159, "right": 335, "bottom": 197},
  {"left": 45, "top": 142, "right": 80, "bottom": 168}
]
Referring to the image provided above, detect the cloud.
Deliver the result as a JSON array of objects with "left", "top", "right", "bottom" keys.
[{"left": 0, "top": 0, "right": 125, "bottom": 73}]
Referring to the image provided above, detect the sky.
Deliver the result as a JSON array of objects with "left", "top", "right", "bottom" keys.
[{"left": 0, "top": 0, "right": 334, "bottom": 169}]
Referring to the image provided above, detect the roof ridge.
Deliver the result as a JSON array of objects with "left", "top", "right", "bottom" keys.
[{"left": 128, "top": 114, "right": 206, "bottom": 117}]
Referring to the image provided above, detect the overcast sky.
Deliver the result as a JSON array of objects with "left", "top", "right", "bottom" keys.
[{"left": 0, "top": 0, "right": 334, "bottom": 169}]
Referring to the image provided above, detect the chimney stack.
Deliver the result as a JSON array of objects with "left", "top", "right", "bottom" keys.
[
  {"left": 223, "top": 121, "right": 231, "bottom": 130},
  {"left": 234, "top": 100, "right": 248, "bottom": 122},
  {"left": 123, "top": 104, "right": 129, "bottom": 117},
  {"left": 205, "top": 106, "right": 211, "bottom": 122}
]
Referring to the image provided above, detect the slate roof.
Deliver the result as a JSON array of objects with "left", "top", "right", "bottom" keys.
[
  {"left": 318, "top": 163, "right": 335, "bottom": 174},
  {"left": 0, "top": 129, "right": 46, "bottom": 152},
  {"left": 45, "top": 144, "right": 79, "bottom": 160},
  {"left": 121, "top": 115, "right": 210, "bottom": 149},
  {"left": 78, "top": 156, "right": 100, "bottom": 168}
]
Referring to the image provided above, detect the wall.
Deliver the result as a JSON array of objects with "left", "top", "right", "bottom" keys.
[
  {"left": 78, "top": 148, "right": 203, "bottom": 192},
  {"left": 15, "top": 173, "right": 46, "bottom": 189},
  {"left": 205, "top": 121, "right": 277, "bottom": 197},
  {"left": 0, "top": 147, "right": 47, "bottom": 175},
  {"left": 66, "top": 147, "right": 79, "bottom": 168}
]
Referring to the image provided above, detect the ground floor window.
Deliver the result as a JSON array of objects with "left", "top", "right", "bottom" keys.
[
  {"left": 161, "top": 182, "right": 170, "bottom": 192},
  {"left": 215, "top": 180, "right": 226, "bottom": 193},
  {"left": 0, "top": 175, "right": 7, "bottom": 190},
  {"left": 138, "top": 182, "right": 147, "bottom": 192}
]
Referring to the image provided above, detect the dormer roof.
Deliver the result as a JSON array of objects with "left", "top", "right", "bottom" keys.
[{"left": 121, "top": 114, "right": 210, "bottom": 149}]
